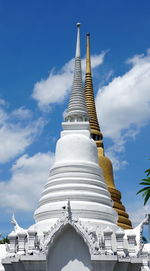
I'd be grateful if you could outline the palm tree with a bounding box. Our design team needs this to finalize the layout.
[137,166,150,205]
[0,234,9,244]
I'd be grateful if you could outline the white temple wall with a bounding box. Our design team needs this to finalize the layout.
[47,225,92,271]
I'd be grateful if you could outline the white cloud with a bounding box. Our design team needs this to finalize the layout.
[0,152,55,211]
[106,147,128,171]
[82,51,106,73]
[0,103,45,163]
[127,200,150,226]
[32,52,106,111]
[96,50,150,169]
[11,107,32,119]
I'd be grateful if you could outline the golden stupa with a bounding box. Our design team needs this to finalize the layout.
[84,33,132,229]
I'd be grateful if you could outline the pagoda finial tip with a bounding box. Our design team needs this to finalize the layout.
[76,22,81,27]
[75,22,81,58]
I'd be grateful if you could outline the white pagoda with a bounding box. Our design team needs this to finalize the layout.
[1,24,150,271]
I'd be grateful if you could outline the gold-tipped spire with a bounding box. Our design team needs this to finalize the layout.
[85,33,103,148]
[86,33,91,74]
[84,33,132,229]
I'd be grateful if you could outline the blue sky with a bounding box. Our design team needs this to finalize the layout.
[0,0,150,235]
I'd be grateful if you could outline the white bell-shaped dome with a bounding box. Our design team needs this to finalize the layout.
[34,123,118,232]
[55,132,98,166]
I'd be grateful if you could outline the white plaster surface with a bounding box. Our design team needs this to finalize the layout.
[47,225,92,271]
[55,131,98,165]
[34,125,118,232]
[0,245,6,271]
[144,243,150,253]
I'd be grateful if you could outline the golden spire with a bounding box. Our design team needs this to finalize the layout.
[84,33,103,147]
[84,33,132,229]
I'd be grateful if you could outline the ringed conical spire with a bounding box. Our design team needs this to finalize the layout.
[84,33,132,230]
[84,33,103,146]
[65,23,88,122]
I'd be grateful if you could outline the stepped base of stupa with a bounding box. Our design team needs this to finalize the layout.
[97,145,132,230]
[109,187,132,229]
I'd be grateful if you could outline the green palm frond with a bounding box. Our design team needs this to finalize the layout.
[137,162,150,205]
[139,181,150,186]
[136,186,150,194]
[145,168,150,176]
[141,177,150,182]
[144,190,150,205]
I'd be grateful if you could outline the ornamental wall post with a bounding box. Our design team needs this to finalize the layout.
[27,229,37,253]
[115,228,125,257]
[127,232,136,257]
[17,230,27,255]
[8,231,17,255]
[141,247,150,271]
[103,227,113,255]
